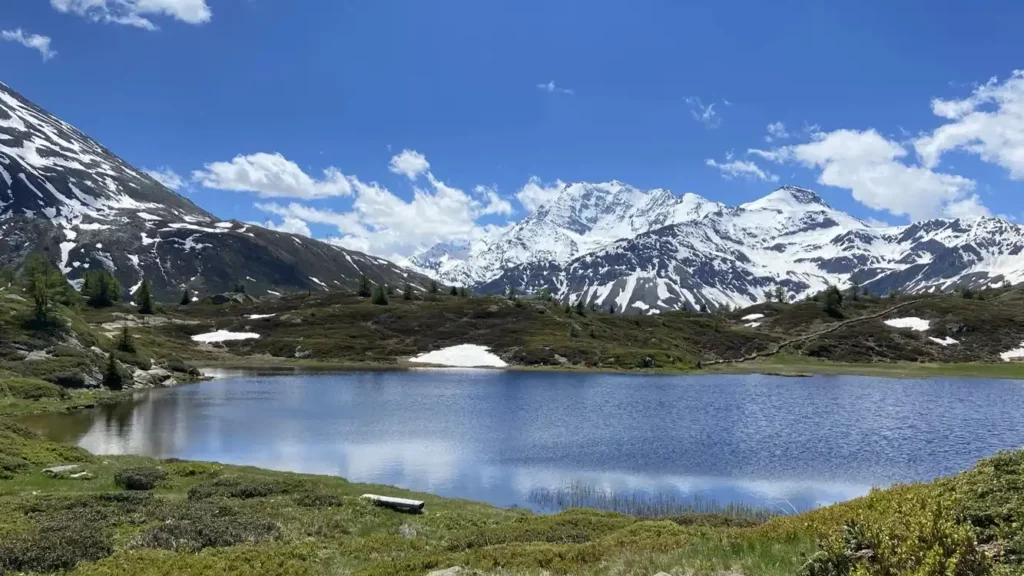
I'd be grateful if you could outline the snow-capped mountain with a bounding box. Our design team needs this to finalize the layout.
[407,181,724,285]
[0,81,425,298]
[421,182,1024,314]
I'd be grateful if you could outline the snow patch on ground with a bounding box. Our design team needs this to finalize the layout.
[191,330,261,343]
[138,212,161,221]
[884,317,930,331]
[745,322,762,328]
[1001,343,1024,362]
[929,336,959,346]
[246,314,276,320]
[410,344,507,368]
[310,277,327,288]
[742,313,764,321]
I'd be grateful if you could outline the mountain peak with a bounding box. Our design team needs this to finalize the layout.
[740,185,829,212]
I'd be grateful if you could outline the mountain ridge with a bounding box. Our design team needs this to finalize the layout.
[0,80,426,299]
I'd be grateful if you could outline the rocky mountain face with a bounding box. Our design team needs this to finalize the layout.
[0,81,424,299]
[416,182,1024,314]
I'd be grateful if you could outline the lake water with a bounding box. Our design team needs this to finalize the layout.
[22,370,1024,513]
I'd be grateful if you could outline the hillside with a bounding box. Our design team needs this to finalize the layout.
[0,81,427,300]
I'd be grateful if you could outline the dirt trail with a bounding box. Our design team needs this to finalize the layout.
[703,300,923,366]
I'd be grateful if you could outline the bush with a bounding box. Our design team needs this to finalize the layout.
[103,354,127,391]
[188,476,292,500]
[0,523,112,573]
[82,269,121,308]
[3,377,70,400]
[292,491,343,508]
[51,372,87,389]
[134,515,280,553]
[0,453,30,478]
[114,466,168,491]
[166,358,201,377]
[371,285,389,306]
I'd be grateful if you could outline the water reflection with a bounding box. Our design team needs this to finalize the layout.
[20,371,1024,512]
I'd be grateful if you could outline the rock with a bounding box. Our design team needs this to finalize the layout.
[426,568,464,576]
[553,354,570,365]
[4,293,27,301]
[43,464,80,477]
[652,573,673,576]
[294,347,312,359]
[70,471,93,480]
[133,368,174,388]
[24,350,50,362]
[641,356,656,368]
[487,305,500,313]
[532,304,547,314]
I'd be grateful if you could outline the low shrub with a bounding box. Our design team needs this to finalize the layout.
[49,344,89,358]
[188,476,293,500]
[165,460,223,478]
[50,372,88,389]
[166,358,201,377]
[114,466,168,491]
[133,515,280,553]
[0,523,112,573]
[292,491,343,508]
[3,377,70,400]
[0,453,30,479]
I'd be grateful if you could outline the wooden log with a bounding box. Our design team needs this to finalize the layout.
[361,494,425,513]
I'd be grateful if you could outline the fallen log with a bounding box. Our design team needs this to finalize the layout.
[361,494,425,513]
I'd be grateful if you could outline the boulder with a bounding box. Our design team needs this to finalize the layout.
[426,568,465,576]
[3,293,26,302]
[43,464,80,477]
[133,368,175,388]
[24,350,50,362]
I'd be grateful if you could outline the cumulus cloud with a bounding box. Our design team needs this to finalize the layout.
[516,176,565,212]
[766,129,984,220]
[245,152,518,259]
[388,149,430,181]
[144,167,184,190]
[536,81,574,95]
[685,97,721,128]
[915,70,1024,180]
[1,29,56,61]
[705,158,778,182]
[192,152,353,199]
[261,216,311,237]
[765,121,789,142]
[50,0,211,30]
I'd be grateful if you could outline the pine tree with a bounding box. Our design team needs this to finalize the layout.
[459,287,469,297]
[104,353,124,391]
[0,267,14,288]
[773,285,786,303]
[118,324,136,353]
[563,302,571,314]
[371,284,389,305]
[538,287,552,301]
[575,299,586,315]
[22,253,70,321]
[569,323,580,338]
[234,282,246,294]
[136,279,155,315]
[961,286,975,299]
[358,275,372,297]
[506,287,516,301]
[823,284,843,316]
[403,282,413,300]
[428,279,439,294]
[83,269,121,308]
[608,303,616,315]
[180,288,191,306]
[763,289,774,303]
[450,286,458,296]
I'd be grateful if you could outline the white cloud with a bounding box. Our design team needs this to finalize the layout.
[193,152,353,199]
[915,70,1024,180]
[144,167,184,190]
[773,128,984,220]
[536,81,574,95]
[516,176,565,212]
[388,149,430,181]
[705,158,778,182]
[50,0,211,30]
[685,97,720,128]
[765,121,789,142]
[260,216,311,237]
[249,152,518,259]
[1,29,56,61]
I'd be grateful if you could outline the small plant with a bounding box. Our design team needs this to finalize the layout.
[961,286,975,299]
[136,279,155,315]
[569,323,580,338]
[371,284,389,305]
[114,466,167,491]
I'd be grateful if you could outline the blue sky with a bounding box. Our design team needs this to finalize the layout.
[3,1,1024,259]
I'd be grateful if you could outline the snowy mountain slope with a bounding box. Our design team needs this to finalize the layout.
[407,181,724,286]
[0,80,426,299]
[474,186,1024,314]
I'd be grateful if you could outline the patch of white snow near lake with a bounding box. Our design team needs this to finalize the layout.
[245,313,276,320]
[191,330,260,343]
[929,336,959,346]
[884,317,930,331]
[741,313,764,321]
[744,321,761,328]
[1001,343,1024,362]
[410,344,507,368]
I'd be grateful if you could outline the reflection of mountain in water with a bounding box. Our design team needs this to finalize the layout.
[22,371,1024,512]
